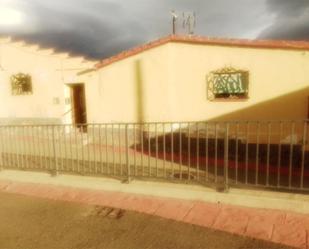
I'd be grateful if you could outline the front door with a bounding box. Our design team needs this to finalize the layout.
[71,84,87,130]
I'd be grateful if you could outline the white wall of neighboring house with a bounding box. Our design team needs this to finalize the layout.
[0,37,96,125]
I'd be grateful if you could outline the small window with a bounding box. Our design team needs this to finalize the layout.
[207,67,249,100]
[11,73,33,95]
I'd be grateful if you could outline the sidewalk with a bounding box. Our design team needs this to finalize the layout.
[0,171,308,249]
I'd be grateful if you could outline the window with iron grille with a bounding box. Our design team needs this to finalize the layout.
[11,73,33,95]
[207,67,249,100]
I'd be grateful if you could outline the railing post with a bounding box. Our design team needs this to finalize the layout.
[224,122,229,191]
[51,125,58,176]
[125,124,131,183]
[0,127,3,171]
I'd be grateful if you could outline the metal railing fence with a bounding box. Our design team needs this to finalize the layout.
[0,120,308,192]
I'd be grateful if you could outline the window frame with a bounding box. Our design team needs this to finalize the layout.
[207,67,249,101]
[11,73,33,96]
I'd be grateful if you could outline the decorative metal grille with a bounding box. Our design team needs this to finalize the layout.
[11,73,33,95]
[207,67,249,100]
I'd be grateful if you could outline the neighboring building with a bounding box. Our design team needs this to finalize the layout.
[0,37,97,125]
[78,35,309,125]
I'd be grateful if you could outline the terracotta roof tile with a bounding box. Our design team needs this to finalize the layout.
[95,34,309,69]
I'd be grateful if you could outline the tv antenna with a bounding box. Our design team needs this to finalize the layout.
[182,11,196,35]
[170,10,196,35]
[170,10,178,35]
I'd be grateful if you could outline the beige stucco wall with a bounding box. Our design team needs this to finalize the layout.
[82,42,309,124]
[0,38,96,124]
[79,44,172,123]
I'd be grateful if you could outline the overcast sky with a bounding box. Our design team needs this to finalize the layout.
[0,0,309,59]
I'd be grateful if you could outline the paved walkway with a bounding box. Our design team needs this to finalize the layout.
[0,179,308,249]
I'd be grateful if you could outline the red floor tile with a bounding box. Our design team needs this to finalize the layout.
[212,205,250,235]
[245,220,273,240]
[272,223,307,249]
[154,199,194,221]
[182,201,221,228]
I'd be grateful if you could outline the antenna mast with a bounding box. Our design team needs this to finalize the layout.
[170,10,196,35]
[170,10,178,35]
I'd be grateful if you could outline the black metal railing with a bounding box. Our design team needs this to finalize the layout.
[0,120,308,192]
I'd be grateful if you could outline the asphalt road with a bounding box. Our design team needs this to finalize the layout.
[0,192,292,249]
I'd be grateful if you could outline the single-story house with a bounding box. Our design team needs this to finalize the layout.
[78,35,309,125]
[0,36,97,125]
[1,34,308,127]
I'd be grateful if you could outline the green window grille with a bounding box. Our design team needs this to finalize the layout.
[207,67,249,100]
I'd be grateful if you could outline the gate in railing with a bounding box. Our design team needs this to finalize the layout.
[0,120,308,192]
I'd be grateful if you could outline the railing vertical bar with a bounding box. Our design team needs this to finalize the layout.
[5,127,11,168]
[0,127,4,169]
[44,126,49,170]
[140,124,144,176]
[255,122,260,185]
[12,126,16,168]
[27,126,31,169]
[98,124,103,174]
[74,125,79,173]
[57,125,61,172]
[289,122,295,188]
[24,126,29,169]
[133,124,137,176]
[196,122,200,181]
[125,124,130,182]
[17,127,23,169]
[214,123,218,183]
[224,123,229,188]
[266,122,271,186]
[33,126,37,170]
[28,125,35,169]
[52,125,58,175]
[155,123,158,177]
[118,124,122,176]
[14,126,20,169]
[38,126,43,171]
[105,124,109,175]
[6,127,13,168]
[27,126,34,169]
[163,124,166,178]
[0,127,4,170]
[171,123,174,177]
[112,124,115,175]
[235,123,239,184]
[6,127,10,168]
[245,122,249,184]
[69,125,73,172]
[277,122,282,188]
[81,125,85,174]
[187,122,191,181]
[300,121,307,189]
[63,125,67,172]
[93,124,98,174]
[179,123,182,180]
[86,125,91,174]
[147,124,151,176]
[205,122,209,181]
[15,126,21,169]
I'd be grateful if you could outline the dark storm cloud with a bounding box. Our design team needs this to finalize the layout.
[1,0,276,59]
[258,0,309,40]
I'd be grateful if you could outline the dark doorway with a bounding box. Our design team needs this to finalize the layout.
[70,84,87,130]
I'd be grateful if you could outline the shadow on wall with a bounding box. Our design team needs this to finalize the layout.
[208,86,309,122]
